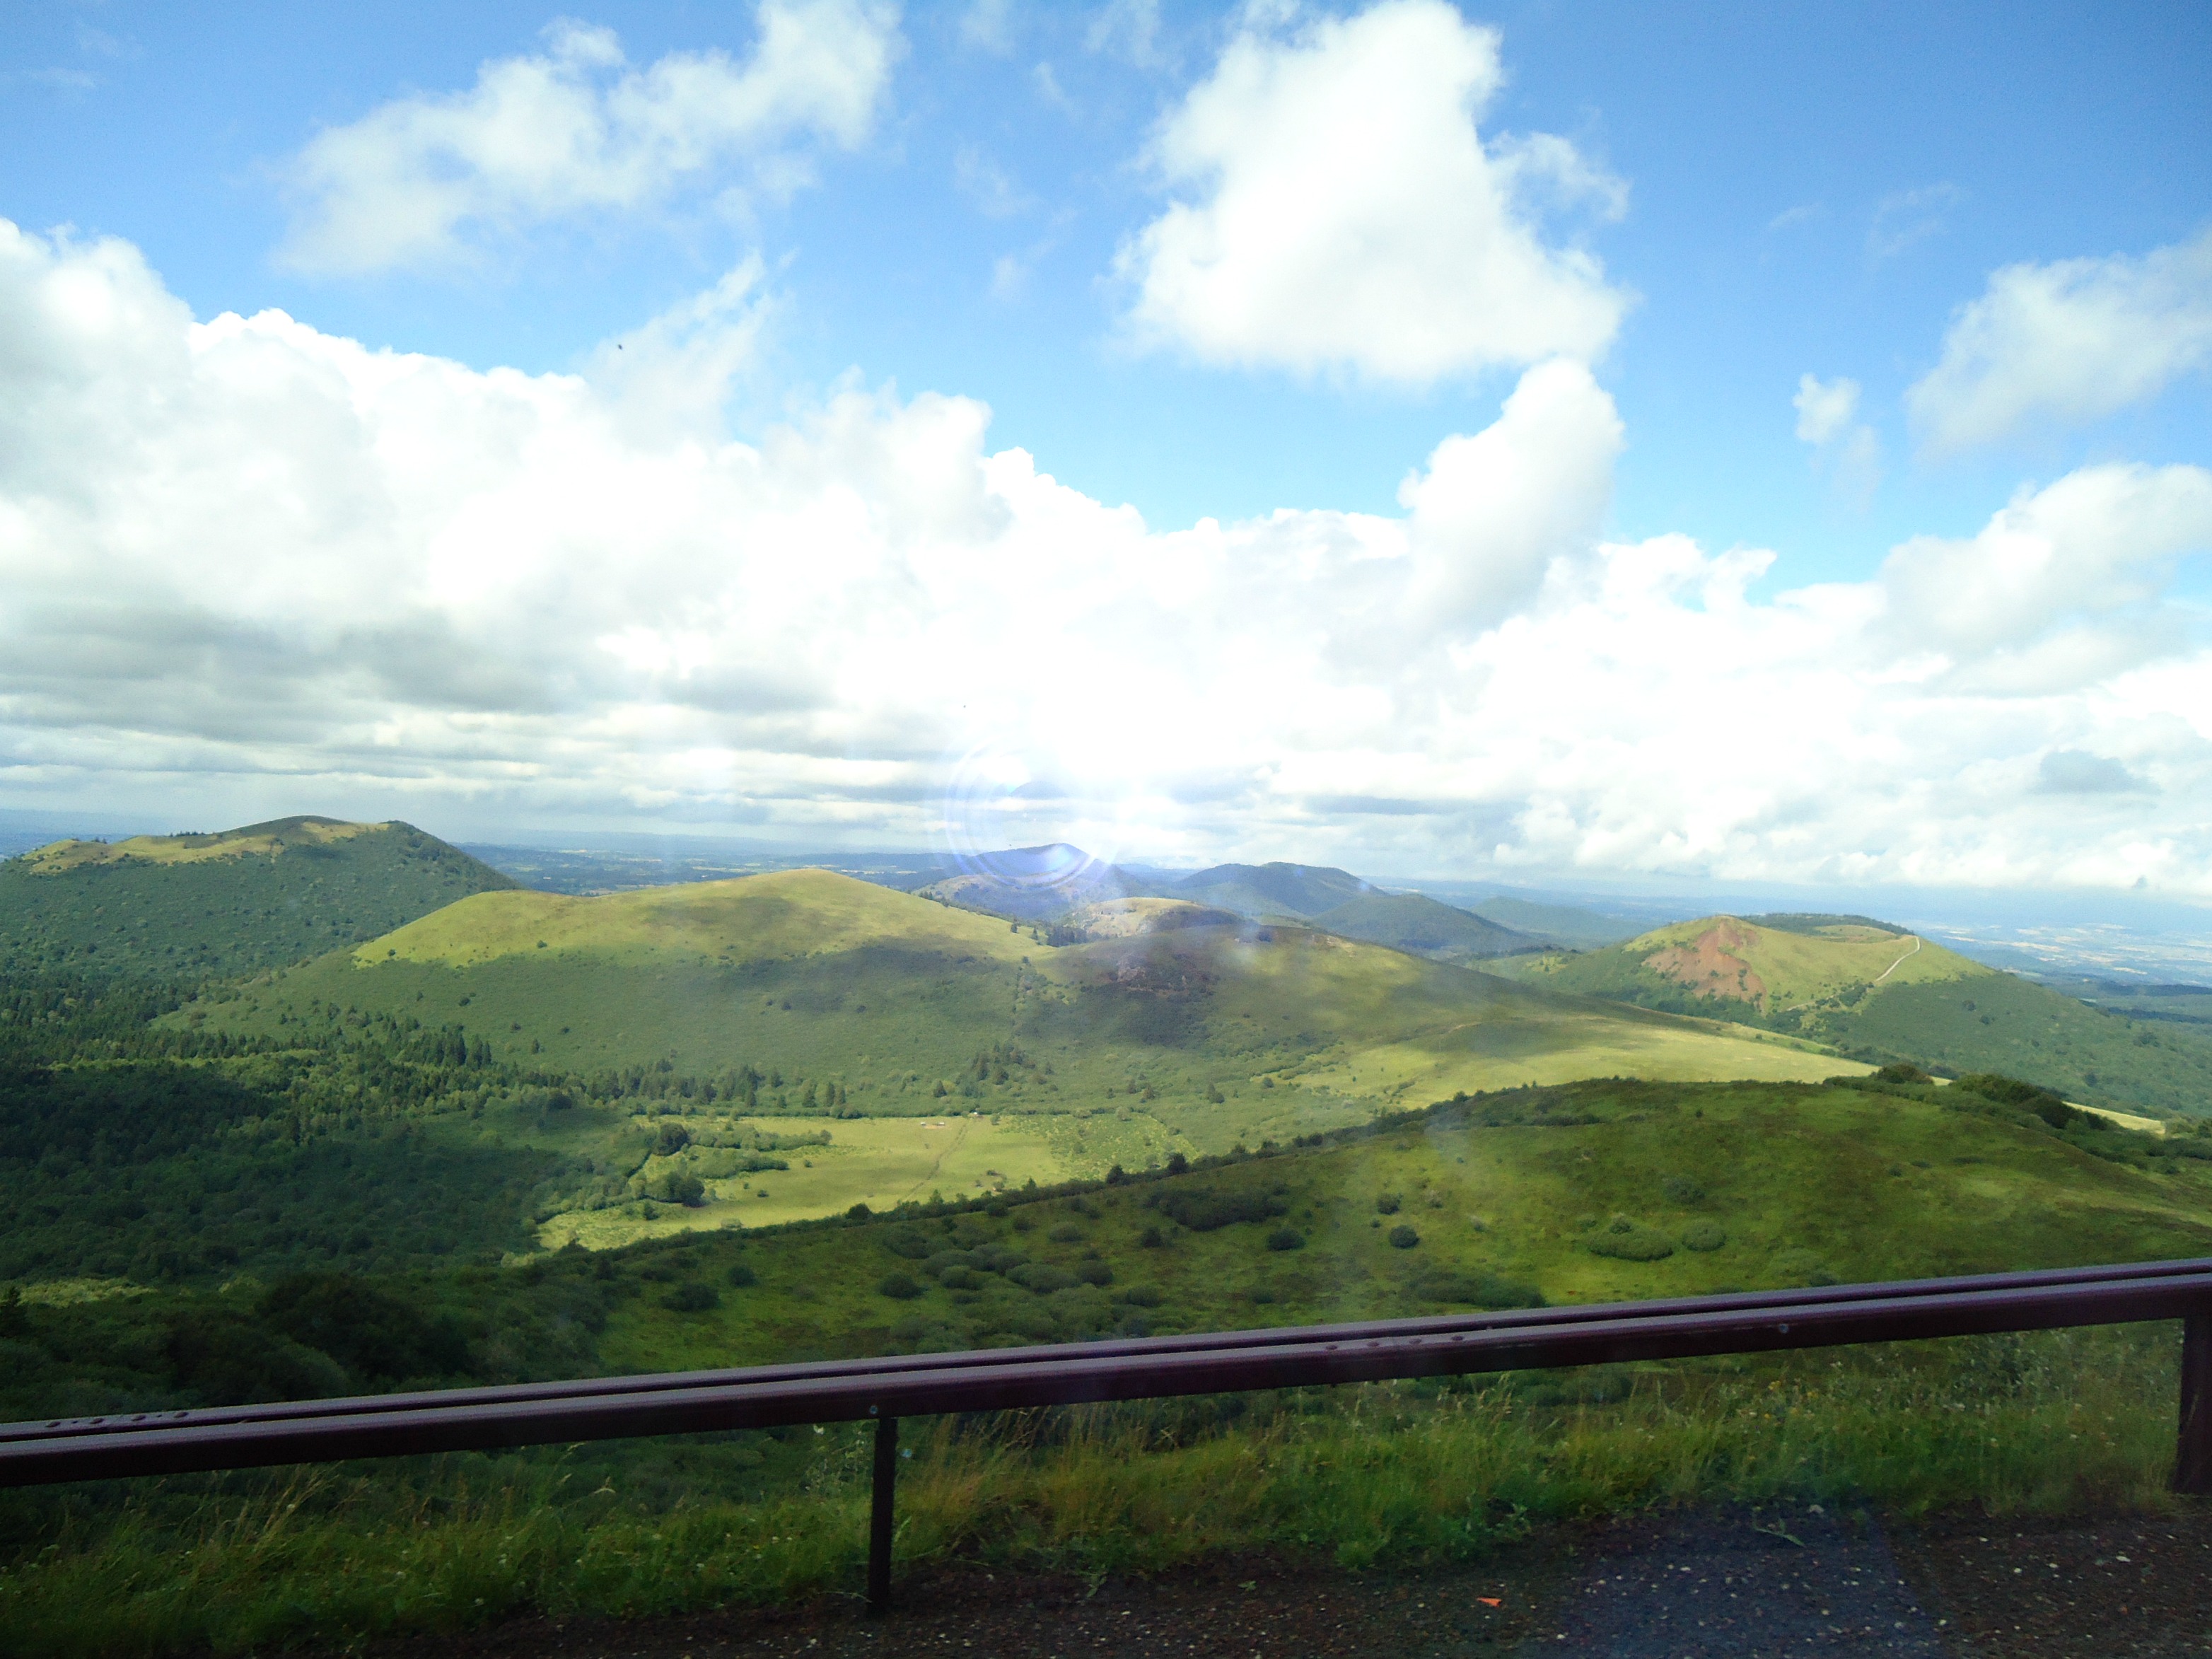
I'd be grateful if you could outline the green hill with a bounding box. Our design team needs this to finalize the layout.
[179,871,1867,1241]
[1163,860,1376,919]
[0,817,515,977]
[1499,914,2212,1117]
[1306,890,1539,962]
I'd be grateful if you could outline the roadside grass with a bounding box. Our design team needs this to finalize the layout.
[0,1327,2181,1658]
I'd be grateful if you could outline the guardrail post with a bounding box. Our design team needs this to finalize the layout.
[2177,1312,2212,1495]
[868,1414,898,1613]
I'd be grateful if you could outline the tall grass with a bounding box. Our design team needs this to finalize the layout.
[0,1326,2183,1657]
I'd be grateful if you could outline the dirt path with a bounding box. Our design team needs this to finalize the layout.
[320,1505,2212,1658]
[895,1115,972,1206]
[1873,936,1923,985]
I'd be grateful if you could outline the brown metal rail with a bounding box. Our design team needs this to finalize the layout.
[6,1257,2211,1612]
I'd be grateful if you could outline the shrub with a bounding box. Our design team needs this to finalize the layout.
[1375,1193,1402,1216]
[1769,1247,1836,1286]
[1116,1284,1164,1308]
[725,1262,758,1288]
[1585,1216,1675,1261]
[1139,1225,1166,1249]
[1153,1187,1288,1233]
[1008,1263,1080,1294]
[1660,1175,1705,1204]
[846,1202,874,1220]
[660,1281,719,1312]
[1680,1220,1728,1252]
[1265,1228,1305,1252]
[1047,1223,1086,1243]
[880,1229,933,1259]
[1411,1269,1544,1309]
[1386,1225,1420,1250]
[1875,1062,1931,1084]
[1075,1259,1114,1286]
[876,1273,924,1300]
[257,1271,467,1382]
[644,1170,706,1206]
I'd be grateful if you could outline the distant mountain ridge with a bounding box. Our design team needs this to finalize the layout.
[917,848,1541,963]
[0,816,515,977]
[1501,912,2212,1118]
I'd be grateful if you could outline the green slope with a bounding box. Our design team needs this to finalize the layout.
[1501,914,2212,1117]
[1163,860,1375,919]
[181,869,1863,1242]
[11,1076,2208,1402]
[1305,890,1539,962]
[0,817,515,977]
[223,869,1854,1103]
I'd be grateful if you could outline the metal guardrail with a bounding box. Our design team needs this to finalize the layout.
[6,1257,2211,1612]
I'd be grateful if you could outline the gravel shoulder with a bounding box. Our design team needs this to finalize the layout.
[321,1503,2212,1659]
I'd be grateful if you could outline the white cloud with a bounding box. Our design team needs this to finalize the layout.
[1793,373,1880,506]
[279,4,902,274]
[583,259,776,444]
[1115,0,1628,384]
[954,146,1030,218]
[1868,182,1962,261]
[1874,462,2212,664]
[6,219,2212,894]
[1793,375,1858,445]
[960,0,1017,54]
[1906,229,2212,454]
[1085,0,1164,67]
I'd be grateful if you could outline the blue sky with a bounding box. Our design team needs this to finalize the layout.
[1,1,2209,893]
[7,1,2206,571]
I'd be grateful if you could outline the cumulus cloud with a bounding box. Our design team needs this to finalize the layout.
[279,4,901,274]
[1115,0,1627,384]
[5,219,2212,893]
[1874,462,2212,665]
[1906,229,2212,454]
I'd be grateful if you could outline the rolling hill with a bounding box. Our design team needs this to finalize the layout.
[1500,913,2212,1117]
[1160,860,1378,919]
[920,851,1542,965]
[1304,890,1540,962]
[914,843,1152,921]
[180,869,1865,1240]
[0,816,516,977]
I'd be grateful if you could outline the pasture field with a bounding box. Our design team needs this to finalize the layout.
[539,1113,1073,1248]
